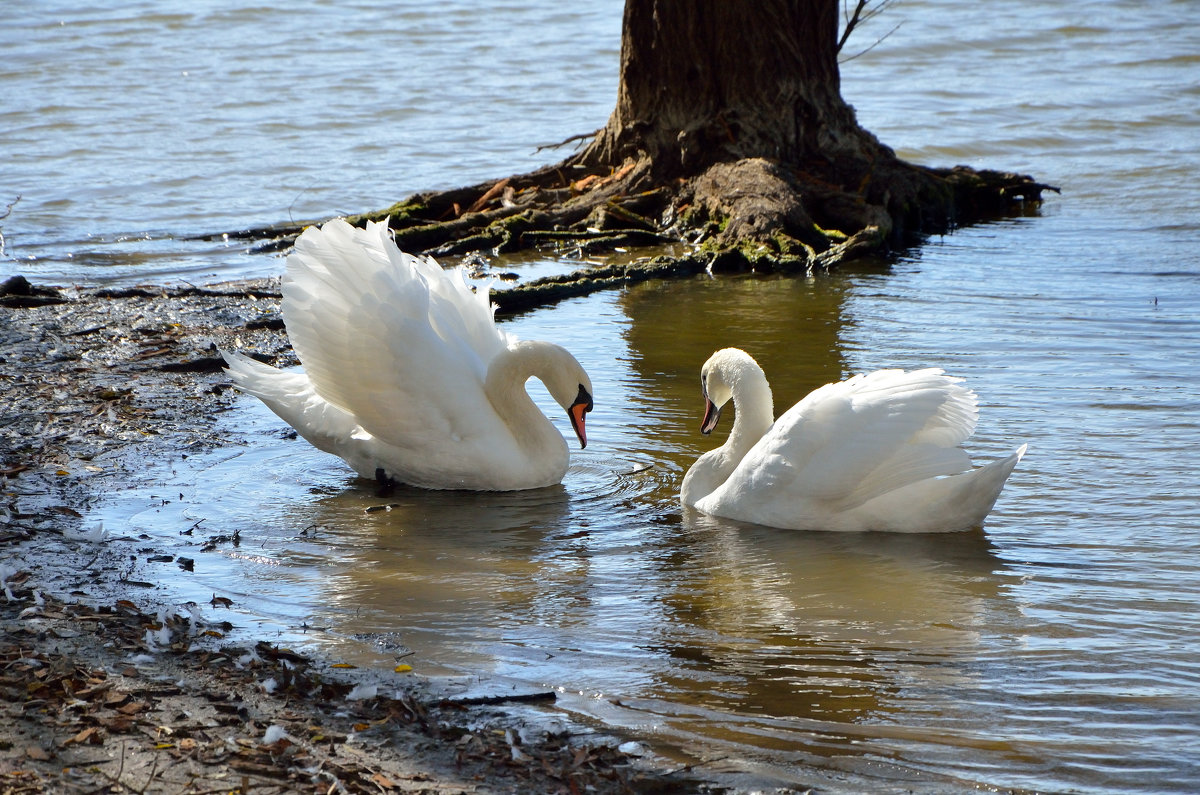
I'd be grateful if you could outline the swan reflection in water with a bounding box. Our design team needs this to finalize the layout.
[276,466,1012,737]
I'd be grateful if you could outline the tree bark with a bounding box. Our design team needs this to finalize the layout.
[578,0,878,175]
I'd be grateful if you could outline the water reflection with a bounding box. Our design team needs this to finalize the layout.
[619,272,855,408]
[640,515,1006,722]
[241,444,1012,774]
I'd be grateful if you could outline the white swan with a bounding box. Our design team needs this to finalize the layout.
[222,218,593,491]
[680,348,1026,532]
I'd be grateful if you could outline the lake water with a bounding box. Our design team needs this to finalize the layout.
[6,1,1200,792]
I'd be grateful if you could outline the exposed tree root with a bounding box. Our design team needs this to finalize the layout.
[204,150,1056,314]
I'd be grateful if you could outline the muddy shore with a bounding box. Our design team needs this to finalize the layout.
[0,277,739,794]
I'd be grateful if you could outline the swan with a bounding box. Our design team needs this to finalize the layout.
[222,218,593,491]
[680,348,1026,532]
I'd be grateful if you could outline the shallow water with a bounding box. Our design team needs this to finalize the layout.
[8,0,1200,791]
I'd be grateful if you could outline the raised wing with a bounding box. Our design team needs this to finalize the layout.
[734,368,979,509]
[280,219,512,451]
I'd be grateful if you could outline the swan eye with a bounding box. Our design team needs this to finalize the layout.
[574,384,593,412]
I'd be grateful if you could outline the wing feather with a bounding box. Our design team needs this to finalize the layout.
[731,368,979,509]
[280,219,511,451]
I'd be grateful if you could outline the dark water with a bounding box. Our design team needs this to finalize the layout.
[7,1,1200,791]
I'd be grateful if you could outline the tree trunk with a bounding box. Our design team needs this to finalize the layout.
[578,0,880,175]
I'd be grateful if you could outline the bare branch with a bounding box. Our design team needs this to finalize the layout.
[0,195,19,221]
[534,129,600,154]
[841,22,903,63]
[0,195,19,258]
[838,0,868,53]
[838,0,897,56]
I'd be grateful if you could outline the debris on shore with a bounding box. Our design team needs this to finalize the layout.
[1,279,716,794]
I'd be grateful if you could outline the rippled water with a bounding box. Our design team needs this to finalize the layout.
[8,1,1200,792]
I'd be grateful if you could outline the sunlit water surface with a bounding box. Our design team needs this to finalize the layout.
[6,0,1200,792]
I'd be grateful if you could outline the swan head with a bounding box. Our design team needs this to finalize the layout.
[567,382,594,448]
[551,361,593,449]
[508,341,594,449]
[698,348,765,434]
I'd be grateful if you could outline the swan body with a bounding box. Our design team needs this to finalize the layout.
[681,348,1025,532]
[223,219,593,491]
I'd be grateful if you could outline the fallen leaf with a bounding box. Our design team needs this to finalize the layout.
[393,664,413,673]
[104,692,130,707]
[49,506,83,517]
[25,746,51,761]
[76,681,114,699]
[117,700,146,715]
[98,715,133,733]
[571,174,601,192]
[129,346,172,361]
[64,727,100,746]
[371,772,397,789]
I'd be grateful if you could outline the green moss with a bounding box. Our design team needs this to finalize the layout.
[345,199,429,227]
[697,230,725,254]
[489,210,548,253]
[770,232,800,255]
[811,223,848,241]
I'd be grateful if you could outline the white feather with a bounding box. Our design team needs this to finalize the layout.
[346,683,377,701]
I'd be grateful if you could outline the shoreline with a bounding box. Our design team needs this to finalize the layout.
[0,279,722,794]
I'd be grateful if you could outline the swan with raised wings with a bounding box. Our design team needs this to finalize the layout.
[223,219,593,491]
[681,348,1025,532]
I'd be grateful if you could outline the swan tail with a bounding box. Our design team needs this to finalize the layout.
[221,350,362,460]
[952,442,1027,526]
[854,443,1027,532]
[222,350,307,406]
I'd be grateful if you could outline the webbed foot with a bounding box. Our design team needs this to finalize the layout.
[374,467,397,497]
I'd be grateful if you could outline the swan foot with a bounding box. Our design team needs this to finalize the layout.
[374,467,398,497]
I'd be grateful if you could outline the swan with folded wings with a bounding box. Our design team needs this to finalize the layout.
[681,348,1025,532]
[223,219,593,491]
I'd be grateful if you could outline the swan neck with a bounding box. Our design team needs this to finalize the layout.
[681,361,774,506]
[484,342,564,453]
[728,369,774,454]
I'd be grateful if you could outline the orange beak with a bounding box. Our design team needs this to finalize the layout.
[700,396,722,435]
[568,384,593,448]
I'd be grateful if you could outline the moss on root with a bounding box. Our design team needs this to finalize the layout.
[214,153,1055,312]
